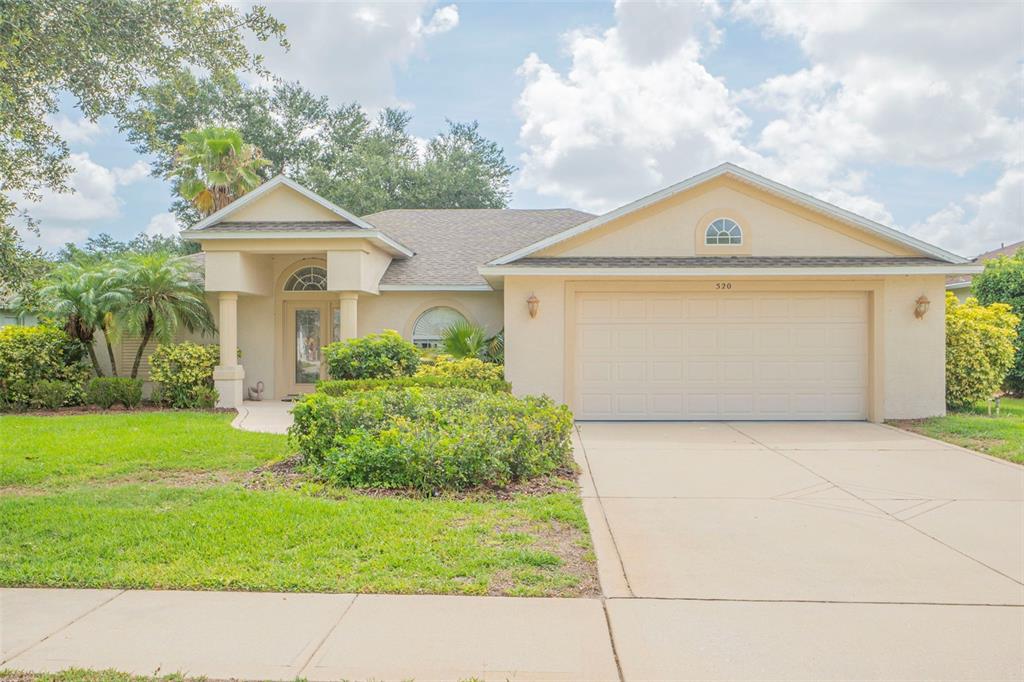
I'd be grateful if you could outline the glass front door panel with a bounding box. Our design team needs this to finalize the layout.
[295,308,322,384]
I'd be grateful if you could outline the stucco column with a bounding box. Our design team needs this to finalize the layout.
[213,292,245,408]
[339,292,359,341]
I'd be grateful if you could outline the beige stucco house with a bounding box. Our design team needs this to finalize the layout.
[178,163,978,422]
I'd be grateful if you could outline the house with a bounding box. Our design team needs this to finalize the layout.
[179,163,979,421]
[946,240,1023,302]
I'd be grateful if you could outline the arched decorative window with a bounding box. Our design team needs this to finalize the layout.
[705,218,743,245]
[284,266,328,291]
[412,307,467,349]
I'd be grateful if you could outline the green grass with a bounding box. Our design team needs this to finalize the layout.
[0,412,290,488]
[0,412,595,597]
[891,397,1024,464]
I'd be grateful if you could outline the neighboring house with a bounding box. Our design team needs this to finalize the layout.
[946,240,1023,302]
[179,163,978,421]
[0,289,36,328]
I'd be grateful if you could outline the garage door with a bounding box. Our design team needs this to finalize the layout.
[573,291,869,420]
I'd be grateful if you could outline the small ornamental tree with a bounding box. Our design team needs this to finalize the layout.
[945,293,1019,409]
[324,331,420,380]
[973,249,1024,394]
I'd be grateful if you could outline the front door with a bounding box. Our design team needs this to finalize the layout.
[285,301,332,395]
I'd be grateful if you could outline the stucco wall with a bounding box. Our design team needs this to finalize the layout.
[503,275,948,420]
[882,275,947,419]
[222,184,342,223]
[542,178,917,259]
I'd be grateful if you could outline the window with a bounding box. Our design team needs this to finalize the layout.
[412,307,467,349]
[284,266,327,291]
[705,218,743,245]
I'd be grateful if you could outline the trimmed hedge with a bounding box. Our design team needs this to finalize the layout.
[85,377,143,409]
[324,330,419,380]
[317,375,510,396]
[945,293,1019,408]
[416,355,504,382]
[290,388,573,492]
[0,325,90,410]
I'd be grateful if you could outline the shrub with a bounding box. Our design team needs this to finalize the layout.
[318,375,510,396]
[945,293,1019,409]
[290,388,573,492]
[0,325,89,409]
[193,385,219,409]
[86,377,143,409]
[28,380,78,409]
[973,249,1024,394]
[416,354,505,382]
[440,320,504,363]
[149,341,219,409]
[324,330,420,380]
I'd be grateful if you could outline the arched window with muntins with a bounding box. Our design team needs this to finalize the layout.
[705,218,743,245]
[284,266,328,291]
[412,307,467,349]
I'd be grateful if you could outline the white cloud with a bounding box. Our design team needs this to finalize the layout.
[514,0,1022,253]
[144,212,181,238]
[19,153,151,223]
[515,1,756,213]
[27,226,91,251]
[248,2,460,109]
[47,114,102,144]
[418,4,459,36]
[908,168,1024,257]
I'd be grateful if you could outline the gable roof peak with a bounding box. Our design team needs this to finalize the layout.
[488,162,969,265]
[189,174,374,231]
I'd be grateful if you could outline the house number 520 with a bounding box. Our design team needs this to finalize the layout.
[715,282,733,290]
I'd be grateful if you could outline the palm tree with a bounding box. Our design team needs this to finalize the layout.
[35,263,129,376]
[116,253,216,378]
[170,126,269,216]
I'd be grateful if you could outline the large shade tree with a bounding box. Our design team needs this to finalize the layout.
[0,0,285,296]
[121,75,516,220]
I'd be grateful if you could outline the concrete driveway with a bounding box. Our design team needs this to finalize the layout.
[576,421,1024,681]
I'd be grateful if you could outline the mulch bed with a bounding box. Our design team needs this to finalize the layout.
[243,454,581,501]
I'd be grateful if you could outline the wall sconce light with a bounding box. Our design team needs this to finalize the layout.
[527,294,539,319]
[914,295,930,319]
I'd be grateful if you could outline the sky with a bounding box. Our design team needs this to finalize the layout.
[20,0,1024,259]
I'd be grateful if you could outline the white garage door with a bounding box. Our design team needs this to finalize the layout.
[573,291,869,420]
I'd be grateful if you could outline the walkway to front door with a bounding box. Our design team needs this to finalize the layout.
[575,421,1024,680]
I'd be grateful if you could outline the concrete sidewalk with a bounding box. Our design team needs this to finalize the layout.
[0,589,620,681]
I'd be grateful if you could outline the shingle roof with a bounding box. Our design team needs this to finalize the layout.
[196,221,360,232]
[947,240,1024,285]
[503,256,950,268]
[362,208,595,286]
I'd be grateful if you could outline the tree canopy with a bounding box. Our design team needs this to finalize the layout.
[973,248,1024,393]
[0,0,285,295]
[122,74,516,220]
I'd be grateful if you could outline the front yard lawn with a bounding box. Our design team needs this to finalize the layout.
[0,413,596,597]
[1,412,289,488]
[891,397,1024,465]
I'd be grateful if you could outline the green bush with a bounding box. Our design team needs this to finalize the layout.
[27,380,78,409]
[290,388,573,492]
[0,325,89,409]
[149,341,219,409]
[85,377,143,409]
[945,293,1019,409]
[416,354,505,382]
[317,375,510,396]
[973,249,1024,394]
[324,330,419,380]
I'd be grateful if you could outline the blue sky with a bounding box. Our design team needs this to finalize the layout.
[22,1,1022,258]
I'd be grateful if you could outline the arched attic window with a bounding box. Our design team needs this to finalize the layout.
[284,266,328,291]
[705,218,743,245]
